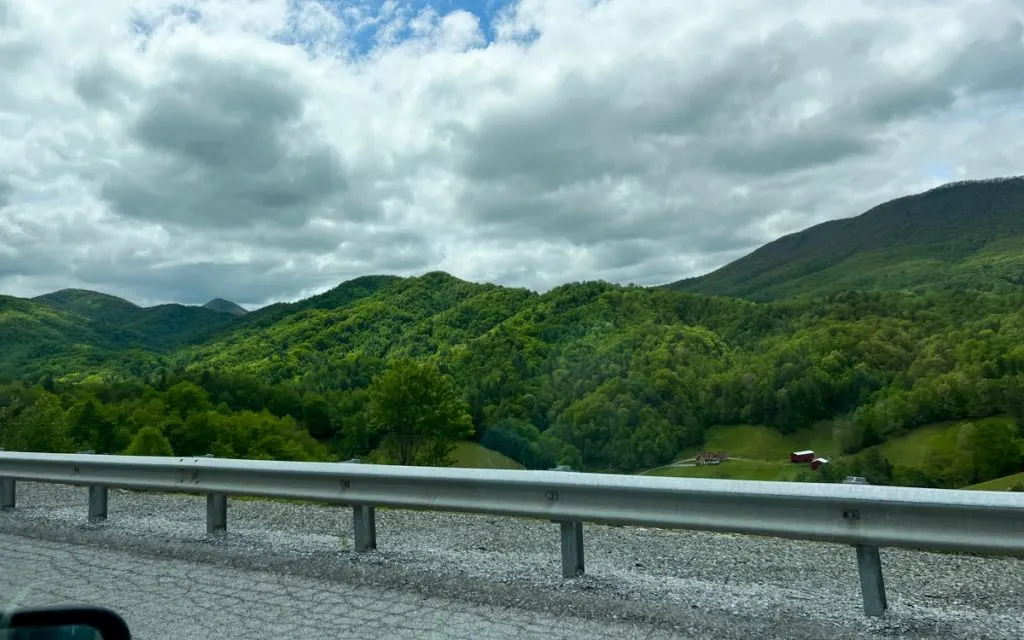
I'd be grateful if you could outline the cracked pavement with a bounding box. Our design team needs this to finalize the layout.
[1,482,1022,639]
[1,533,678,640]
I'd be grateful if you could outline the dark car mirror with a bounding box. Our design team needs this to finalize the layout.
[0,606,130,640]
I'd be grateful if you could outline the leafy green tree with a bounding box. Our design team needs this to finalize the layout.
[1005,375,1024,428]
[0,392,73,453]
[164,381,212,419]
[70,399,119,453]
[367,360,473,466]
[820,448,894,486]
[332,388,374,459]
[301,391,333,437]
[166,412,218,457]
[125,425,174,456]
[961,420,1020,484]
[480,419,557,469]
[267,383,303,419]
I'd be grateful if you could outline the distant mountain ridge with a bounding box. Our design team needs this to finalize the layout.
[668,176,1024,301]
[203,298,248,315]
[5,175,1024,383]
[33,289,140,324]
[0,273,466,379]
[34,288,248,315]
[27,287,240,354]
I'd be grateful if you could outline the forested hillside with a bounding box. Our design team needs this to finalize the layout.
[669,177,1024,301]
[2,179,1024,488]
[2,273,1023,487]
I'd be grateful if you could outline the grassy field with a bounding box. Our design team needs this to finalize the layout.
[449,441,523,470]
[965,472,1024,491]
[871,422,961,468]
[364,441,523,469]
[646,416,1022,488]
[675,421,844,463]
[860,415,1016,471]
[646,458,808,482]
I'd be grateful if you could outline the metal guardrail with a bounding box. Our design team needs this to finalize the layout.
[1,451,1022,618]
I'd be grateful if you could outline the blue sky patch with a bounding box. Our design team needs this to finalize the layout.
[279,0,517,57]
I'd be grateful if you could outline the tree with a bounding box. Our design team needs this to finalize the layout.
[961,420,1020,484]
[164,381,212,419]
[301,391,333,437]
[166,411,218,457]
[70,399,118,453]
[125,426,174,456]
[0,392,73,453]
[366,360,473,466]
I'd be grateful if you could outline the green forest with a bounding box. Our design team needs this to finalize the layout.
[2,178,1024,490]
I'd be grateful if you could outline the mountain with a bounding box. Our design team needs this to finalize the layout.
[33,289,140,325]
[0,274,441,380]
[1,268,1022,484]
[240,274,402,328]
[6,289,243,376]
[203,298,248,315]
[175,271,538,372]
[668,177,1024,301]
[0,294,141,380]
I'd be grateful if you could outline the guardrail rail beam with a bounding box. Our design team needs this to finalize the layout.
[0,478,13,510]
[207,493,227,535]
[856,544,887,617]
[352,505,376,551]
[559,520,585,578]
[0,450,1021,619]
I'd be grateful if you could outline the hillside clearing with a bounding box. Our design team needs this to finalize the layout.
[676,422,843,463]
[450,441,524,470]
[646,458,809,482]
[965,472,1024,491]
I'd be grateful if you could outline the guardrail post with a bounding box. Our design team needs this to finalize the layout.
[0,478,14,510]
[206,493,227,535]
[559,521,585,578]
[88,486,107,521]
[352,505,376,551]
[842,476,887,617]
[855,544,887,617]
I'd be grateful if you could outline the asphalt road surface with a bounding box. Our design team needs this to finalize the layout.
[1,533,682,640]
[2,482,1022,639]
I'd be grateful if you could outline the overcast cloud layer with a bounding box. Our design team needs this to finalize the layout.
[1,0,1023,307]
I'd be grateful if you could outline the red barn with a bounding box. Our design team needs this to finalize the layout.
[790,450,815,463]
[810,457,829,471]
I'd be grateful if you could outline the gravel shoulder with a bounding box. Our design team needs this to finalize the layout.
[2,482,1022,640]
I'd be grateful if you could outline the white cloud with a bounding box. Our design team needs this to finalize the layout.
[1,0,1023,306]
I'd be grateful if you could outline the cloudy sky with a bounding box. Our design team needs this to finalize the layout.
[1,0,1023,308]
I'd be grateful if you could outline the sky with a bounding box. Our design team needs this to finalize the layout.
[1,0,1023,308]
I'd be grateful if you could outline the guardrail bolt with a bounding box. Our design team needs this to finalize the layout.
[559,520,585,578]
[0,478,14,510]
[88,486,108,522]
[206,493,228,535]
[352,505,377,552]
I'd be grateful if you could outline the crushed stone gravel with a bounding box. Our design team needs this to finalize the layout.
[2,482,1022,640]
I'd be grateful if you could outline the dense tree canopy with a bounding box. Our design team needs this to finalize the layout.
[1,265,1022,485]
